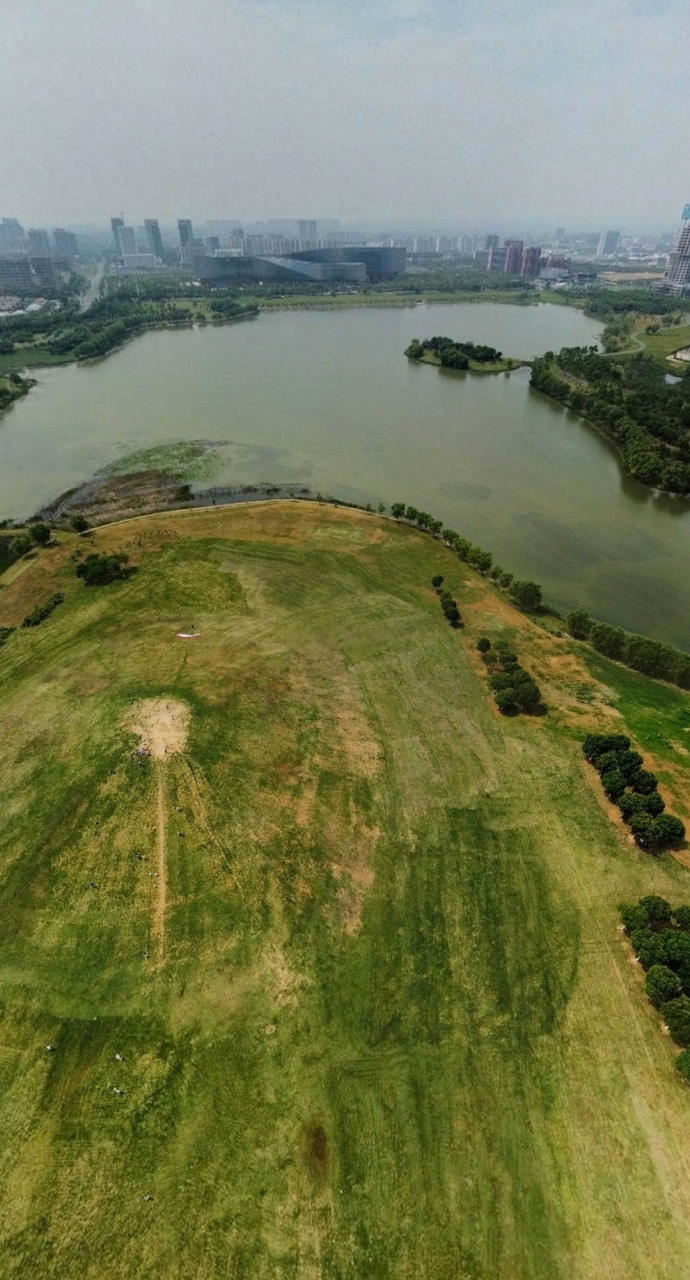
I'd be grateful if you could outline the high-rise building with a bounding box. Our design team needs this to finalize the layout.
[111,216,125,253]
[206,236,220,253]
[28,229,52,256]
[178,219,194,247]
[487,244,506,271]
[485,233,499,252]
[144,219,164,259]
[665,205,690,295]
[30,256,59,291]
[118,226,137,255]
[0,257,33,290]
[596,230,621,258]
[0,218,27,256]
[53,229,78,259]
[298,220,318,242]
[504,240,524,273]
[521,246,542,277]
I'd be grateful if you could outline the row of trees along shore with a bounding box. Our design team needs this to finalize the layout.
[387,504,690,692]
[583,733,685,850]
[405,335,507,370]
[530,345,690,495]
[620,896,690,1080]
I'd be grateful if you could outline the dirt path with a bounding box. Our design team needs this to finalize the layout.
[154,765,167,952]
[123,698,190,957]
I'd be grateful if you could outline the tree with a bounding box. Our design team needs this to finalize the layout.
[509,580,542,612]
[405,506,419,522]
[11,534,31,557]
[377,502,386,514]
[566,607,592,639]
[75,551,132,586]
[661,995,690,1046]
[675,906,690,932]
[645,965,681,1008]
[391,503,405,519]
[615,749,644,781]
[477,638,491,653]
[29,522,51,546]
[630,927,669,967]
[590,622,626,660]
[619,902,651,933]
[69,513,89,533]
[630,812,657,845]
[431,575,444,590]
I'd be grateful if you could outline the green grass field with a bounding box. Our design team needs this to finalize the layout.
[2,501,690,1278]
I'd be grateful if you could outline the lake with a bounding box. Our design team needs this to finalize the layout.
[3,300,690,648]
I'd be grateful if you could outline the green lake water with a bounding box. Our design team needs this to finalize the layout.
[3,301,690,648]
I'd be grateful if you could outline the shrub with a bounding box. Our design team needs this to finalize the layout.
[661,995,690,1047]
[660,929,690,970]
[590,623,626,660]
[477,637,491,653]
[618,793,648,821]
[675,1049,690,1084]
[431,575,444,589]
[21,592,64,628]
[654,814,686,847]
[619,902,650,933]
[630,769,658,795]
[12,534,32,557]
[630,928,669,967]
[582,733,630,762]
[69,513,89,532]
[645,965,681,1008]
[601,768,627,800]
[630,812,657,844]
[638,895,672,926]
[615,749,644,781]
[29,522,51,546]
[675,906,690,932]
[595,750,619,775]
[494,688,517,714]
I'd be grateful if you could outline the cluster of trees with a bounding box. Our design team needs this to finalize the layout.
[620,895,690,1078]
[0,521,52,574]
[531,345,690,494]
[405,335,504,370]
[0,371,32,411]
[583,733,685,849]
[431,576,461,626]
[75,551,133,586]
[21,592,64,628]
[389,505,543,612]
[477,637,542,714]
[566,607,690,691]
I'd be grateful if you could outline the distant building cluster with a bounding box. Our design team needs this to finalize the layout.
[485,236,546,278]
[195,245,406,286]
[0,217,78,293]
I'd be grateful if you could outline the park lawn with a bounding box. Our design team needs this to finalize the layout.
[635,321,690,367]
[1,502,690,1278]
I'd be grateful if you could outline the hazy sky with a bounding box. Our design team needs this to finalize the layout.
[2,0,688,227]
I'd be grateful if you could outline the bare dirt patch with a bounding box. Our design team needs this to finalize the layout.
[123,697,190,759]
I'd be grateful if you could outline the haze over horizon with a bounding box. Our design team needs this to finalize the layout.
[2,0,689,228]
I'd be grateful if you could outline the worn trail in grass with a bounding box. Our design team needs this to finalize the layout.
[1,502,690,1278]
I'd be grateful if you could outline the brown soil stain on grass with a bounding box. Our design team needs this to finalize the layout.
[123,697,190,760]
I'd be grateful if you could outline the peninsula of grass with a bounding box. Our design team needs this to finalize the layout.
[2,500,690,1278]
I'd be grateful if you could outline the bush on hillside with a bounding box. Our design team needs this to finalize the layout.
[661,995,690,1047]
[646,965,681,1008]
[76,552,133,586]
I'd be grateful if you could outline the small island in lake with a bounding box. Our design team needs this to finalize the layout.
[404,334,523,373]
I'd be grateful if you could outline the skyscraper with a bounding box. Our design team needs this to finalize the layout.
[178,219,194,247]
[0,218,27,256]
[118,226,137,255]
[53,229,78,259]
[144,219,164,259]
[665,206,690,295]
[520,246,542,277]
[485,233,499,252]
[28,229,52,256]
[298,220,318,242]
[596,230,621,258]
[111,216,125,253]
[504,240,524,273]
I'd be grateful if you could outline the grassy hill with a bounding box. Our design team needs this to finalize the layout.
[1,500,690,1279]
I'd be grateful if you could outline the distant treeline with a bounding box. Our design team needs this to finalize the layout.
[405,335,505,370]
[531,345,690,494]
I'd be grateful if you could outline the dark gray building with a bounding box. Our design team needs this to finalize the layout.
[194,245,406,286]
[28,229,52,256]
[144,219,164,259]
[53,229,78,259]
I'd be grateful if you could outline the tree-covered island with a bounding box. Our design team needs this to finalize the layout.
[405,335,522,373]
